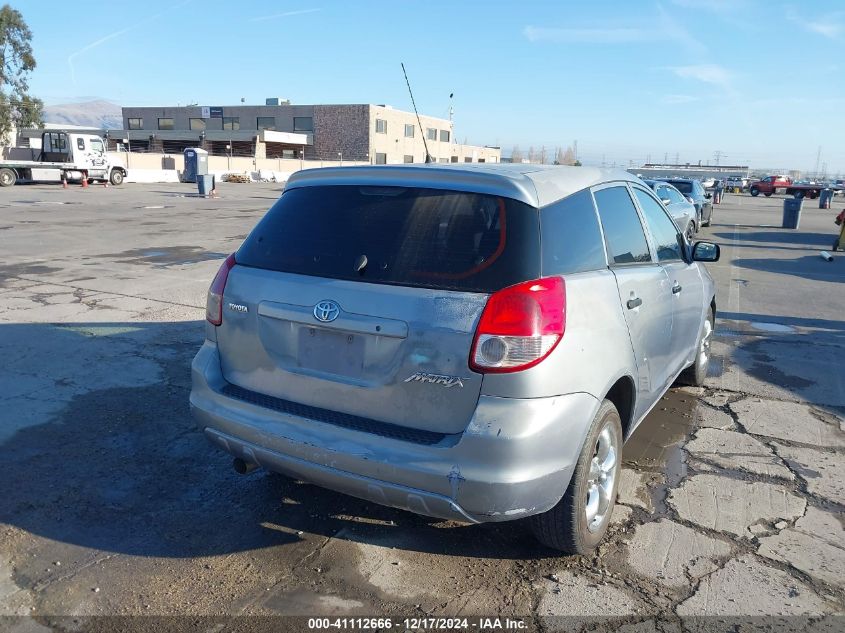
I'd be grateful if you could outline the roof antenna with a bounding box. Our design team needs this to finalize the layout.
[401,62,433,164]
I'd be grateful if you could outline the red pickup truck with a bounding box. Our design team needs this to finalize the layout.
[748,176,830,199]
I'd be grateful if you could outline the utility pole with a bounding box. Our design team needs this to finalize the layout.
[814,146,821,178]
[664,152,668,164]
[573,140,578,163]
[674,152,679,164]
[713,150,724,165]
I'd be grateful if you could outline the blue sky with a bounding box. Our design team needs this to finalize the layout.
[17,0,845,173]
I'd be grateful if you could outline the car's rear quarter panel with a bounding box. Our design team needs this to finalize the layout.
[480,270,637,403]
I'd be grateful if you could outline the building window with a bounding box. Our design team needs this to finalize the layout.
[426,128,437,141]
[440,130,450,142]
[257,117,276,130]
[404,124,415,138]
[464,157,472,162]
[128,117,143,130]
[282,149,295,158]
[375,152,387,164]
[375,119,387,134]
[403,155,414,163]
[293,117,313,131]
[450,156,458,163]
[438,158,448,163]
[157,118,174,130]
[478,158,486,163]
[222,117,240,131]
[189,118,206,131]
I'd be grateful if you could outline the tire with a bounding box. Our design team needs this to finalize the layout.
[109,169,124,186]
[679,307,714,387]
[686,222,696,241]
[530,399,623,554]
[701,206,712,227]
[0,167,16,187]
[750,187,759,197]
[764,191,772,197]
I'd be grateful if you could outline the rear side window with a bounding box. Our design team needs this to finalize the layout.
[633,188,683,262]
[541,189,606,275]
[236,185,540,293]
[593,186,652,265]
[665,186,686,204]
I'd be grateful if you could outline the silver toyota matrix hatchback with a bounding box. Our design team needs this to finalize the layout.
[190,164,719,554]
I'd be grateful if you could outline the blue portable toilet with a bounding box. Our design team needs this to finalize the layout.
[183,147,208,183]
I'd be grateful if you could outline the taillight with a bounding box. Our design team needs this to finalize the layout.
[469,277,565,373]
[206,253,236,326]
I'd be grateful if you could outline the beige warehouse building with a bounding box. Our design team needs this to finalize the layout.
[116,100,500,165]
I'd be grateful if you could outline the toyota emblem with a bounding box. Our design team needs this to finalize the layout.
[313,300,340,323]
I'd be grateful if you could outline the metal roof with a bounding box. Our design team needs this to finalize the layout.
[284,163,641,207]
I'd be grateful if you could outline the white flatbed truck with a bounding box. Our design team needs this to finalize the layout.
[0,130,127,187]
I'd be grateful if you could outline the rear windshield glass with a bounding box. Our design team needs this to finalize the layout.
[667,181,693,194]
[236,185,540,293]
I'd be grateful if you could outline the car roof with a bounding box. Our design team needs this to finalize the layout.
[284,163,641,208]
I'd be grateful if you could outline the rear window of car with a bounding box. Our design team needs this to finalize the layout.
[667,181,693,194]
[236,185,540,293]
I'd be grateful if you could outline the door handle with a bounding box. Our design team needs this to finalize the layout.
[626,297,642,309]
[672,283,683,294]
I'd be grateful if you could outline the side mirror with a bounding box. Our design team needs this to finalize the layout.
[705,193,712,199]
[661,198,671,205]
[692,241,720,262]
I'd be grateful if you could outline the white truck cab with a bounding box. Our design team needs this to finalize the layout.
[0,131,127,187]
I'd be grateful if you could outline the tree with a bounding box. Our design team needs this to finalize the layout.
[511,145,522,164]
[561,146,576,165]
[0,5,43,142]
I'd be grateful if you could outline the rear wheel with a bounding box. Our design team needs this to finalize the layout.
[109,169,124,186]
[764,191,773,197]
[0,168,16,187]
[679,308,714,387]
[530,399,622,554]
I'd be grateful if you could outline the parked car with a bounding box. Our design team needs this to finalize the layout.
[663,178,714,228]
[726,176,749,191]
[643,179,699,239]
[190,164,719,554]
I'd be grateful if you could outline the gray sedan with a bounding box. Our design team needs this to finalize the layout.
[191,164,719,554]
[643,179,698,240]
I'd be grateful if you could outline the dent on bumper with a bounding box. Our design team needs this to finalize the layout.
[190,342,599,523]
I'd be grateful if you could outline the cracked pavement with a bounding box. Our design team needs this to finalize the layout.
[0,184,843,631]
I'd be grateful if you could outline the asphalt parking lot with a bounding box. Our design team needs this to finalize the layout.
[1,182,843,631]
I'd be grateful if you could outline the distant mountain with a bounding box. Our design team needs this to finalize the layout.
[43,100,122,129]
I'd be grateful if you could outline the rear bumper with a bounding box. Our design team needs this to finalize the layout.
[190,342,599,523]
